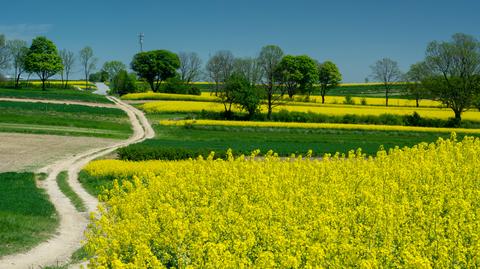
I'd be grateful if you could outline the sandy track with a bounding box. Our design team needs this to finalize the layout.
[0,97,116,108]
[0,96,154,269]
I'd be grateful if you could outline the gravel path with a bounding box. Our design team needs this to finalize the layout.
[0,96,154,268]
[94,82,110,95]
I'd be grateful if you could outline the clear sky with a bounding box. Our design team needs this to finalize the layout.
[1,0,479,82]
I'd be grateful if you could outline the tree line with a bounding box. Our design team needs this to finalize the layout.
[1,33,479,123]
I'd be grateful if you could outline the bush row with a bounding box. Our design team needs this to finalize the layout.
[117,145,316,161]
[192,109,480,128]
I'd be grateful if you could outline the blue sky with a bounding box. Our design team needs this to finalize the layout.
[1,0,479,82]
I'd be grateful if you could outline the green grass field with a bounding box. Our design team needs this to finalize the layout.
[0,172,58,257]
[0,101,132,139]
[0,88,111,103]
[120,113,477,159]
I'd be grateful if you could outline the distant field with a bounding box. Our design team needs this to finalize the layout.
[138,100,480,121]
[0,101,132,139]
[123,91,440,108]
[0,172,58,257]
[119,114,476,159]
[0,88,111,103]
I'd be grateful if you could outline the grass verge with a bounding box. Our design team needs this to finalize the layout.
[0,88,111,103]
[0,172,58,257]
[56,171,86,212]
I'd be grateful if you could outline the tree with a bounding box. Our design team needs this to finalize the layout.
[89,70,109,82]
[231,74,262,118]
[258,45,284,119]
[79,46,97,90]
[102,60,126,82]
[206,50,234,95]
[178,52,202,85]
[404,62,430,107]
[233,57,263,86]
[24,37,63,90]
[370,58,402,106]
[0,34,9,71]
[111,70,137,95]
[275,55,301,99]
[59,49,75,88]
[275,55,318,99]
[422,33,480,123]
[131,50,180,92]
[318,61,342,104]
[7,39,29,88]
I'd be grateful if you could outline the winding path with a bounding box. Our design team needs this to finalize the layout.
[0,96,154,268]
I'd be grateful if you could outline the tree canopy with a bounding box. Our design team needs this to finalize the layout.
[422,33,480,122]
[24,36,63,90]
[131,50,180,92]
[318,61,342,104]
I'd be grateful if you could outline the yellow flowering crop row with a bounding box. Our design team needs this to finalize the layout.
[139,100,480,121]
[159,119,480,134]
[84,135,480,267]
[124,91,439,108]
[122,92,219,102]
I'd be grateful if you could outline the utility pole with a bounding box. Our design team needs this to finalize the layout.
[139,33,144,52]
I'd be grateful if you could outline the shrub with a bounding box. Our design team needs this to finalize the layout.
[343,95,355,105]
[361,97,368,105]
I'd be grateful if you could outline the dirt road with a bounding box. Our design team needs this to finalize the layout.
[0,96,154,268]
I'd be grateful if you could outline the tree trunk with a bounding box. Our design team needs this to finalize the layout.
[385,87,389,107]
[322,94,325,104]
[65,73,69,89]
[416,97,419,108]
[15,73,21,88]
[267,91,273,120]
[42,78,46,91]
[454,110,462,122]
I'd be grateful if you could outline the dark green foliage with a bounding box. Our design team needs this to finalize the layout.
[275,55,318,98]
[130,50,180,92]
[195,109,480,128]
[318,61,342,103]
[343,95,355,105]
[24,37,63,90]
[229,74,262,118]
[111,70,138,95]
[0,172,58,256]
[89,70,109,82]
[161,76,201,95]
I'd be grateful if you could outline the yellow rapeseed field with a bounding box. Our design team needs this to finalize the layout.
[139,100,480,121]
[122,92,219,102]
[160,119,480,134]
[84,135,480,268]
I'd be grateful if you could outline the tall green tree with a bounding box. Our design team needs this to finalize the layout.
[258,45,284,119]
[24,37,63,90]
[404,62,430,107]
[275,55,318,99]
[131,50,180,92]
[7,39,29,88]
[318,61,342,104]
[370,58,402,106]
[79,46,97,90]
[422,33,480,123]
[102,60,126,82]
